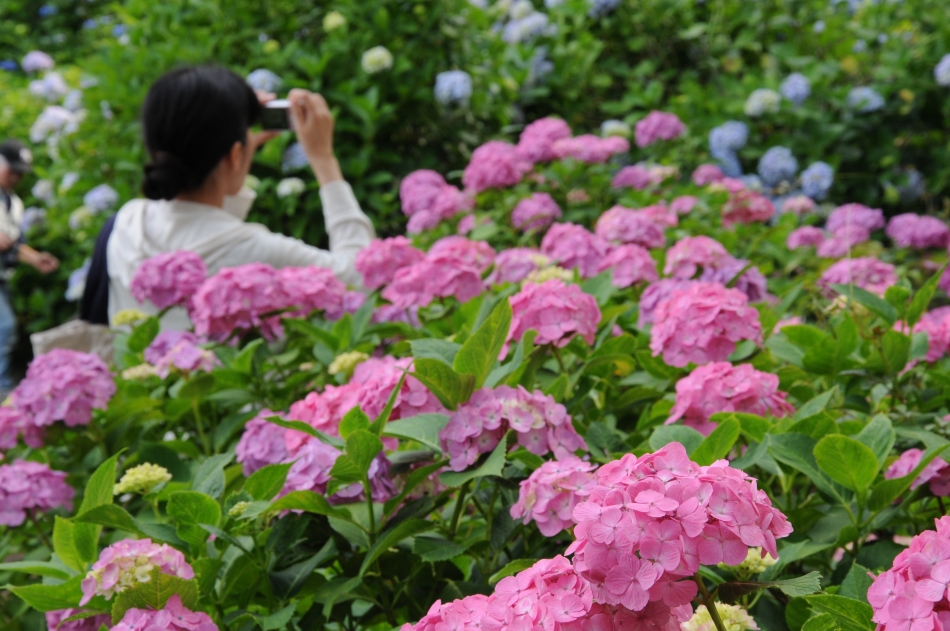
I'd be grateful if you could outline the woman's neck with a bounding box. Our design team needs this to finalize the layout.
[174,185,225,209]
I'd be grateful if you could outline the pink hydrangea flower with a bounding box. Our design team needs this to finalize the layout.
[692,164,725,186]
[46,609,112,631]
[868,517,950,630]
[407,210,441,234]
[886,214,950,249]
[816,224,871,259]
[512,193,563,232]
[637,279,697,328]
[144,331,197,365]
[595,207,666,249]
[188,263,291,340]
[457,214,476,234]
[130,250,207,310]
[235,410,291,476]
[786,226,826,250]
[670,196,698,215]
[781,195,816,214]
[650,282,763,367]
[914,309,950,363]
[463,141,533,192]
[722,190,775,227]
[634,111,686,147]
[487,248,549,285]
[568,442,792,615]
[0,405,44,449]
[510,456,597,536]
[508,279,601,349]
[427,236,496,272]
[885,449,950,497]
[382,253,485,309]
[826,203,885,234]
[541,223,612,278]
[11,349,115,427]
[80,538,194,604]
[400,170,471,219]
[596,244,659,288]
[611,165,652,190]
[553,135,629,164]
[698,257,770,303]
[355,237,426,289]
[516,117,573,163]
[667,362,795,435]
[153,340,219,379]
[109,594,218,631]
[439,386,587,471]
[663,236,730,279]
[773,317,802,333]
[351,356,446,421]
[0,460,74,527]
[275,266,347,318]
[817,257,897,297]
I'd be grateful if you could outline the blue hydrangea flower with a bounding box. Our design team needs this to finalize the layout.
[898,168,926,203]
[434,70,473,106]
[527,47,554,86]
[282,143,309,173]
[502,12,551,44]
[739,175,763,192]
[246,68,282,93]
[780,73,811,105]
[113,24,127,37]
[853,40,867,53]
[66,259,90,302]
[83,184,119,212]
[757,147,799,188]
[935,54,950,88]
[847,87,885,113]
[544,0,565,7]
[20,207,47,234]
[62,90,83,112]
[714,152,742,179]
[588,0,621,18]
[813,21,826,33]
[0,60,18,72]
[82,19,97,29]
[709,121,749,155]
[800,161,834,200]
[39,4,57,16]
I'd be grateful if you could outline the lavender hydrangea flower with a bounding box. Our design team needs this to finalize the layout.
[588,0,621,17]
[39,4,57,16]
[20,207,46,234]
[502,12,551,44]
[780,73,811,105]
[709,121,748,177]
[282,143,309,172]
[83,184,119,212]
[246,68,282,93]
[28,72,69,101]
[527,47,554,85]
[434,70,473,105]
[848,87,885,113]
[21,51,54,73]
[66,260,90,302]
[935,54,950,87]
[801,161,834,200]
[62,89,83,112]
[757,147,798,188]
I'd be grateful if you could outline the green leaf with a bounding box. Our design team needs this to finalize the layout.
[127,317,160,353]
[580,270,615,305]
[177,373,216,399]
[384,413,450,453]
[191,453,232,499]
[793,388,837,421]
[369,370,408,436]
[489,559,537,585]
[413,357,475,410]
[53,517,85,573]
[907,262,947,327]
[413,536,468,562]
[75,504,141,534]
[649,425,704,455]
[330,430,383,484]
[486,330,536,388]
[359,519,433,575]
[869,444,950,510]
[193,557,222,597]
[759,541,833,581]
[231,339,264,374]
[439,434,509,487]
[691,418,741,465]
[856,415,895,466]
[454,299,512,389]
[710,412,770,442]
[166,491,221,546]
[839,563,874,603]
[880,330,911,374]
[0,561,72,580]
[270,540,336,600]
[814,434,880,492]
[803,594,874,631]
[410,339,461,365]
[111,567,200,624]
[768,433,843,500]
[801,614,838,631]
[718,571,822,603]
[5,575,84,612]
[81,452,122,514]
[244,463,292,501]
[256,604,296,631]
[339,406,370,439]
[830,284,898,324]
[269,490,351,519]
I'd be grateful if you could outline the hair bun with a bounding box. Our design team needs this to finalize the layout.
[142,151,190,200]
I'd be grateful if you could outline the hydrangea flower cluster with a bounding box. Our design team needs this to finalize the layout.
[757,147,798,188]
[80,538,194,604]
[612,165,652,190]
[361,46,393,74]
[800,162,834,200]
[568,442,792,617]
[540,223,611,278]
[45,609,112,631]
[721,189,775,227]
[786,226,826,250]
[488,248,550,285]
[692,164,725,186]
[463,141,533,192]
[698,257,769,304]
[884,449,950,497]
[11,349,115,427]
[511,193,562,232]
[912,309,950,363]
[936,54,950,87]
[130,250,207,310]
[595,206,666,249]
[709,121,748,177]
[817,257,897,297]
[0,405,44,449]
[552,135,629,164]
[650,282,763,367]
[508,279,601,349]
[780,73,811,105]
[439,385,587,471]
[826,203,886,234]
[246,68,282,92]
[109,595,218,631]
[886,213,950,249]
[744,89,781,117]
[381,237,491,309]
[663,236,730,279]
[114,463,172,496]
[22,50,55,73]
[596,245,658,288]
[516,117,573,163]
[848,86,885,113]
[83,184,119,212]
[434,70,473,105]
[510,456,597,536]
[634,111,686,148]
[868,517,950,629]
[638,279,697,328]
[0,460,74,527]
[782,195,816,214]
[154,338,218,378]
[667,362,795,435]
[399,170,472,232]
[683,604,759,631]
[355,237,425,290]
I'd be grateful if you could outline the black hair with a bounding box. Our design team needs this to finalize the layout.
[141,65,261,200]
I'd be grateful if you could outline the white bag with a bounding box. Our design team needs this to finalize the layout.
[30,319,115,364]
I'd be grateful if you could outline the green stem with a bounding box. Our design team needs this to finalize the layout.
[28,512,53,551]
[448,482,470,540]
[551,346,567,373]
[365,479,377,543]
[192,400,211,456]
[693,573,728,631]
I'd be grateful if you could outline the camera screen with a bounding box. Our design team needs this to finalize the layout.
[261,102,290,130]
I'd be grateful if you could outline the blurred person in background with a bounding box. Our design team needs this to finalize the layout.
[0,139,61,394]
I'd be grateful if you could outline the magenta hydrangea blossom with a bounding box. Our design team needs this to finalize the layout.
[663,236,730,278]
[868,517,950,630]
[825,203,885,234]
[144,331,198,365]
[649,282,763,367]
[0,405,44,450]
[816,225,870,259]
[595,206,666,249]
[914,309,950,363]
[540,223,611,278]
[109,594,218,631]
[45,609,112,631]
[487,248,549,285]
[885,449,950,497]
[129,250,207,310]
[351,356,445,421]
[634,111,686,147]
[691,164,725,186]
[670,196,698,215]
[667,362,795,435]
[637,279,697,328]
[886,213,950,249]
[382,253,485,309]
[817,257,897,297]
[781,195,816,214]
[0,460,74,527]
[400,170,472,220]
[511,193,562,232]
[275,266,347,318]
[698,257,770,303]
[235,410,291,476]
[568,442,792,616]
[596,244,659,288]
[154,340,219,378]
[439,385,587,471]
[516,117,573,163]
[510,456,597,536]
[355,237,425,289]
[552,135,629,164]
[786,226,825,250]
[508,279,601,349]
[611,165,652,190]
[722,190,775,227]
[80,538,194,604]
[11,349,115,427]
[427,236,496,272]
[463,141,533,192]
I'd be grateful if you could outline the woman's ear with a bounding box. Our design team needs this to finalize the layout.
[228,141,244,170]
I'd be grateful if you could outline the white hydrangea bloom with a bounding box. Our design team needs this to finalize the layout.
[744,89,781,117]
[361,46,394,74]
[276,177,306,198]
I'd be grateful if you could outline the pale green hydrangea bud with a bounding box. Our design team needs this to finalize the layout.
[113,309,149,327]
[114,463,172,496]
[229,501,251,518]
[121,364,157,380]
[682,603,759,631]
[324,11,346,31]
[524,266,574,286]
[329,351,370,378]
